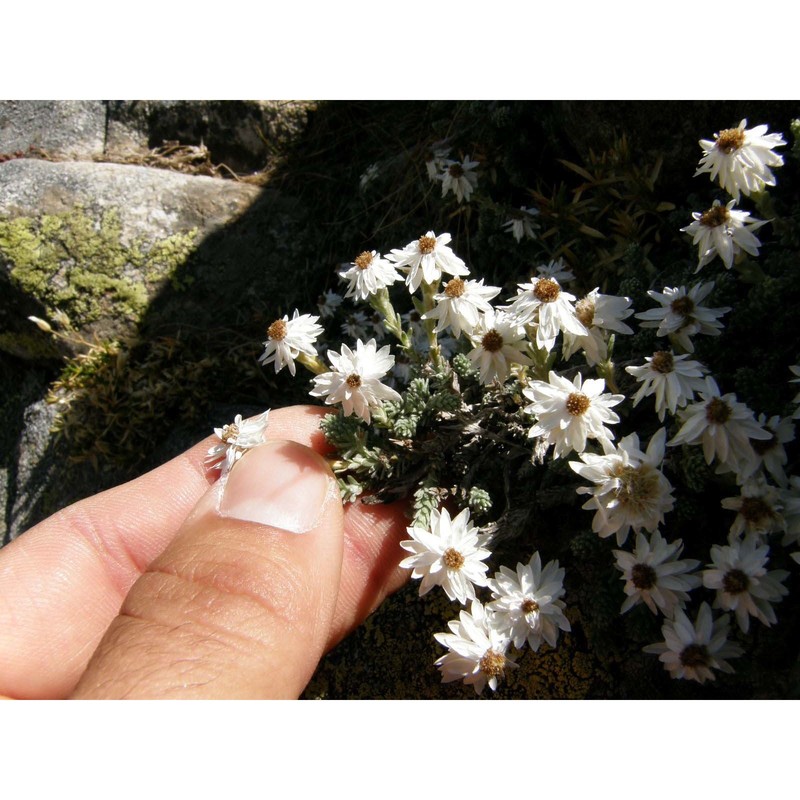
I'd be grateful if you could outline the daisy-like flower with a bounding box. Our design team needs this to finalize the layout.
[467,309,532,385]
[387,231,469,294]
[524,371,623,459]
[536,258,575,284]
[505,276,588,352]
[702,535,789,633]
[309,338,401,423]
[643,602,743,684]
[667,376,770,477]
[613,531,701,616]
[626,350,708,423]
[562,289,634,366]
[422,277,501,338]
[205,410,270,474]
[316,289,343,319]
[434,600,515,695]
[503,206,540,242]
[440,155,479,203]
[486,553,570,652]
[720,476,784,538]
[399,507,492,604]
[681,199,767,272]
[259,310,324,377]
[635,282,731,353]
[338,250,402,301]
[695,119,786,201]
[570,429,675,545]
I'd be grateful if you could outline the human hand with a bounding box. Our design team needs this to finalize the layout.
[0,406,409,699]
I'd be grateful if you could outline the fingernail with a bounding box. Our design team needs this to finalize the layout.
[218,440,337,534]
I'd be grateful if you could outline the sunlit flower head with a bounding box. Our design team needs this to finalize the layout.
[695,119,786,201]
[562,289,634,366]
[338,249,402,301]
[487,552,570,652]
[423,277,501,338]
[681,199,767,271]
[467,309,532,385]
[259,310,324,377]
[309,338,401,423]
[524,371,623,459]
[387,231,469,293]
[205,410,270,475]
[434,600,515,695]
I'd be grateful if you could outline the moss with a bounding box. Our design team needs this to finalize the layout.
[0,206,198,328]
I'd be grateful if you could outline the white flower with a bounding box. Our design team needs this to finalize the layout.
[316,289,343,319]
[643,602,743,684]
[205,410,270,474]
[791,365,800,420]
[359,162,380,190]
[635,282,731,353]
[570,429,675,545]
[259,310,324,377]
[309,338,401,423]
[400,507,492,604]
[524,371,623,459]
[486,553,570,652]
[466,309,532,385]
[505,276,587,352]
[613,531,701,616]
[625,350,708,422]
[681,199,767,271]
[562,289,634,366]
[702,535,789,633]
[695,119,786,201]
[503,206,540,242]
[667,376,770,477]
[341,310,370,340]
[720,476,785,539]
[338,250,402,301]
[387,231,469,294]
[422,277,501,338]
[440,155,479,203]
[434,600,515,695]
[536,258,575,284]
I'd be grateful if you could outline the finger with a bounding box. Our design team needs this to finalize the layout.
[0,406,331,699]
[71,440,344,699]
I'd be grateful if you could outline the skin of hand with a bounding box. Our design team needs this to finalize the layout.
[0,405,410,699]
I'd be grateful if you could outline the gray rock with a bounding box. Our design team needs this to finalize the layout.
[0,101,107,160]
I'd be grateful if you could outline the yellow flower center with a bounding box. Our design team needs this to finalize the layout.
[481,329,504,353]
[521,598,540,614]
[716,127,746,155]
[534,277,560,303]
[651,350,674,374]
[566,392,590,416]
[220,423,240,443]
[444,278,466,298]
[267,319,288,341]
[479,649,506,678]
[346,373,362,388]
[442,547,465,570]
[699,204,730,228]
[612,464,661,513]
[418,235,437,255]
[679,643,710,669]
[448,163,465,178]
[354,251,374,270]
[739,496,773,524]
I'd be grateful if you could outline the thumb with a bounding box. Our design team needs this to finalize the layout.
[71,440,343,699]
